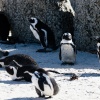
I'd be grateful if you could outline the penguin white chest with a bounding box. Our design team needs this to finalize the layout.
[61,44,76,63]
[10,71,23,80]
[30,25,40,41]
[43,83,54,96]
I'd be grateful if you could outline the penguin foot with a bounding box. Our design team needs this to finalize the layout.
[45,96,52,99]
[39,94,45,98]
[67,62,75,65]
[36,49,52,52]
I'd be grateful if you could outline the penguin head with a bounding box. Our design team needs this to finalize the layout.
[62,33,72,40]
[5,65,16,75]
[29,17,37,24]
[5,60,20,75]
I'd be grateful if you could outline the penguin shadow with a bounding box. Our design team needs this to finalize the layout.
[0,67,5,71]
[81,72,100,77]
[61,62,75,66]
[0,80,31,85]
[7,97,45,100]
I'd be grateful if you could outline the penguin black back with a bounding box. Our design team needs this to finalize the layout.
[0,54,38,67]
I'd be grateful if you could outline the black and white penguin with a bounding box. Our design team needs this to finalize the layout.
[59,32,76,64]
[96,37,100,63]
[5,60,39,82]
[29,17,58,52]
[25,69,59,98]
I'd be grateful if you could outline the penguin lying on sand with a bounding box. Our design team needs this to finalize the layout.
[29,17,58,52]
[5,60,39,82]
[24,69,59,98]
[5,60,59,82]
[59,32,77,65]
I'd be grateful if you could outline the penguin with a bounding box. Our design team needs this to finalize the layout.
[24,69,59,98]
[29,17,58,52]
[5,60,40,82]
[59,32,77,65]
[0,54,38,68]
[96,37,100,63]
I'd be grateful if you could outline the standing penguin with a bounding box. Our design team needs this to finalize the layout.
[96,37,100,63]
[25,69,59,98]
[59,32,76,65]
[29,17,57,52]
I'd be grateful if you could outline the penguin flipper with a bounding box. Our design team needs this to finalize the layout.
[39,30,47,48]
[71,44,77,54]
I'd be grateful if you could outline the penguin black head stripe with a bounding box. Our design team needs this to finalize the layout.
[5,60,23,81]
[29,17,37,24]
[5,65,14,75]
[29,17,57,52]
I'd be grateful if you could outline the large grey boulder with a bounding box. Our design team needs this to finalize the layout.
[0,0,75,46]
